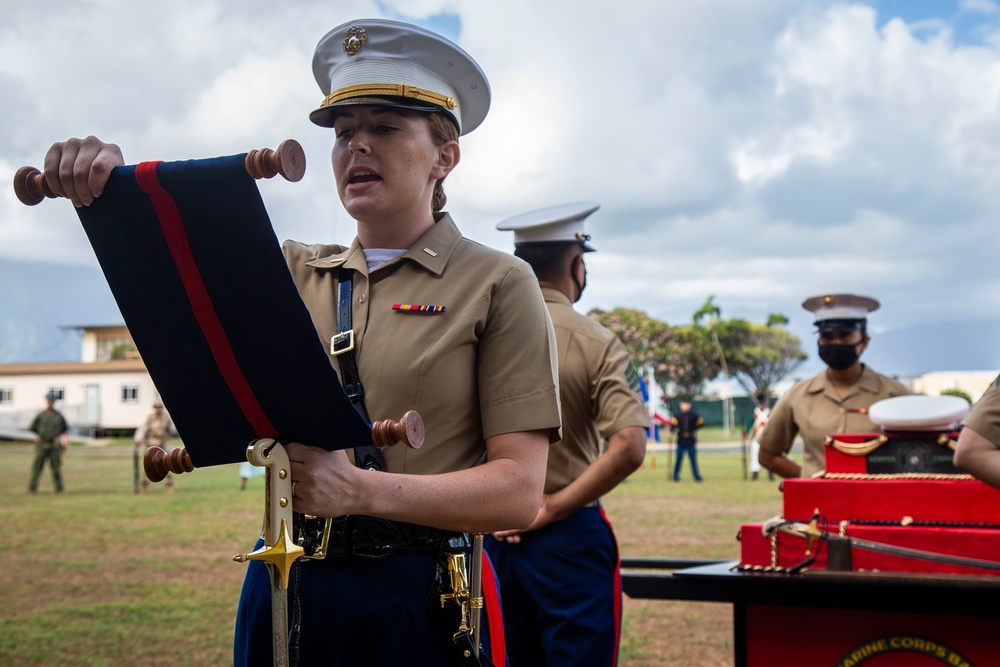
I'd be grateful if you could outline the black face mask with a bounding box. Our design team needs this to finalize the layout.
[819,343,860,371]
[572,257,587,303]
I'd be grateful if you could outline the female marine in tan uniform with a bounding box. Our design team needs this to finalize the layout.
[40,18,561,666]
[758,294,909,478]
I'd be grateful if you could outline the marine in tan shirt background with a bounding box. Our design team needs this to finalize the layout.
[954,376,1000,488]
[488,202,649,667]
[758,293,910,478]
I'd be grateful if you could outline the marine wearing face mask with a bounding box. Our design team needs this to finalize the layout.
[756,293,911,478]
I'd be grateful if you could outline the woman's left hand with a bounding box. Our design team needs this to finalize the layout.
[492,495,556,543]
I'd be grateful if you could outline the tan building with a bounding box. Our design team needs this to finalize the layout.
[910,370,999,403]
[0,325,157,439]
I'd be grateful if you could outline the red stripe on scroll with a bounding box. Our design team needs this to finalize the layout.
[134,161,276,437]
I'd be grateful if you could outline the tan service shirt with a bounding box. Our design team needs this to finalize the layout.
[541,288,649,494]
[283,214,561,475]
[758,365,910,477]
[963,377,1000,446]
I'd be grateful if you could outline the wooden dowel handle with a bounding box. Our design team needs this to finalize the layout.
[143,446,195,482]
[371,410,425,449]
[139,410,417,479]
[13,166,56,206]
[244,139,306,182]
[13,138,306,206]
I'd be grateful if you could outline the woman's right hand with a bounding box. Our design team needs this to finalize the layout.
[43,136,124,207]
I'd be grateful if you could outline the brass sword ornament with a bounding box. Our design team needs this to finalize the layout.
[232,440,301,667]
[144,411,426,667]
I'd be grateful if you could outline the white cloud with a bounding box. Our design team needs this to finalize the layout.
[4,0,1000,373]
[962,0,999,15]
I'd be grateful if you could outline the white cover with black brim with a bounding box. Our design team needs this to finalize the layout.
[868,394,971,431]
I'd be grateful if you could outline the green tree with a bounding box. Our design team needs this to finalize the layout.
[941,388,972,404]
[110,342,138,360]
[588,307,721,400]
[661,323,722,398]
[766,313,789,327]
[715,317,806,398]
[692,294,732,391]
[692,295,722,328]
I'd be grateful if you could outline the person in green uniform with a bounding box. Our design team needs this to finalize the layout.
[954,379,1000,488]
[758,294,910,478]
[28,392,69,493]
[490,201,649,666]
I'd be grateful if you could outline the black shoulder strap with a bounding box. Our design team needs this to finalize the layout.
[333,270,386,472]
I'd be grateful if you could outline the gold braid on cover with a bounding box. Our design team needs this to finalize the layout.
[937,433,958,450]
[824,434,887,456]
[824,433,957,457]
[822,472,975,481]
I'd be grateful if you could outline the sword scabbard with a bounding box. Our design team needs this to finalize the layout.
[232,439,304,667]
[469,533,484,657]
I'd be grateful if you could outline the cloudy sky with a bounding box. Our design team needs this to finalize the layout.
[3,0,1000,376]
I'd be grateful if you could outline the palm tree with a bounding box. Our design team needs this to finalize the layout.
[693,296,732,434]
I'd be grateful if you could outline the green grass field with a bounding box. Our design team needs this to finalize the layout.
[0,440,784,666]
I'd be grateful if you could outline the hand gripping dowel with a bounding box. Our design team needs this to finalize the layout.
[12,139,306,206]
[142,410,424,483]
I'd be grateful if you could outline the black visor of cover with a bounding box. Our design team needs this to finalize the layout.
[75,154,370,467]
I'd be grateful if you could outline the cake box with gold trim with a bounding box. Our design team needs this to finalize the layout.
[738,395,1000,576]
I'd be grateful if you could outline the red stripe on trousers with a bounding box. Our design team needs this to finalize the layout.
[598,506,623,667]
[482,551,507,666]
[134,161,276,437]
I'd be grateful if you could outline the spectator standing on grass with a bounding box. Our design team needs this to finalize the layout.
[744,394,773,481]
[238,459,264,490]
[489,202,649,666]
[28,392,69,494]
[133,400,176,494]
[670,399,704,482]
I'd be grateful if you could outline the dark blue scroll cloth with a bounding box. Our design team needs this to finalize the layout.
[75,154,370,467]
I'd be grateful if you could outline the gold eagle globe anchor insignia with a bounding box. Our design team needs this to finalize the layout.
[343,27,368,56]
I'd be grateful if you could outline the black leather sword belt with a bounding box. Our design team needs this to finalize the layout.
[296,514,459,560]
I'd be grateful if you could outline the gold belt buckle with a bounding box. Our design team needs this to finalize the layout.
[330,330,355,356]
[297,515,332,559]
